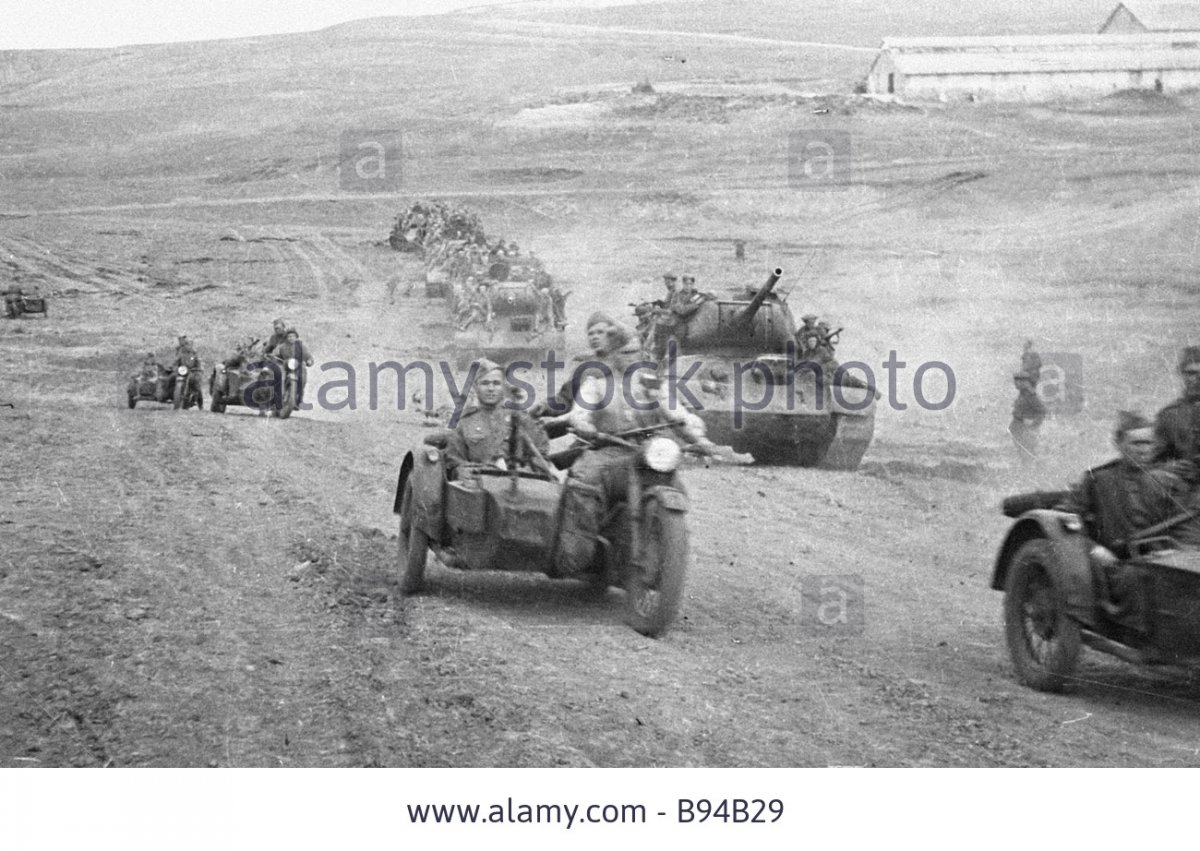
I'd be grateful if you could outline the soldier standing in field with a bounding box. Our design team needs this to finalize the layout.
[1009,370,1047,461]
[1020,340,1043,388]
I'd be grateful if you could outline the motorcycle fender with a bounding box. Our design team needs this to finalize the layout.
[392,452,415,515]
[645,485,688,513]
[409,447,446,540]
[993,511,1096,624]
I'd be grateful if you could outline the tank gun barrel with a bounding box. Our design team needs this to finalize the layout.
[734,268,783,325]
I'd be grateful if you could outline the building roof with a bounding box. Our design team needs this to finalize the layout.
[880,32,1200,52]
[886,46,1200,75]
[1102,2,1200,32]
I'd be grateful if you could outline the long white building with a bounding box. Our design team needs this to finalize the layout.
[865,31,1200,101]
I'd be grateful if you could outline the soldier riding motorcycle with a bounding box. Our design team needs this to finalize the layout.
[167,349,204,410]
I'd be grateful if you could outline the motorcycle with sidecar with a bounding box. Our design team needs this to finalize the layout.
[992,489,1200,692]
[209,355,301,418]
[392,420,693,636]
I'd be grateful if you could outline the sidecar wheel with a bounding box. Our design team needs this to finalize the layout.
[397,478,428,593]
[623,496,688,637]
[1004,538,1082,692]
[127,391,137,409]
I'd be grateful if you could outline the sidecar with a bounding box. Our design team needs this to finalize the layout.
[395,431,563,584]
[392,428,691,636]
[991,492,1200,692]
[126,369,172,408]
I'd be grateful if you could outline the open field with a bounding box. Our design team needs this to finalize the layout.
[2,0,1199,767]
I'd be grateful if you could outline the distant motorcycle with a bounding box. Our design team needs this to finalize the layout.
[393,420,693,636]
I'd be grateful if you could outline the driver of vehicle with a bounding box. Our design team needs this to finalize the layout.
[1058,411,1188,561]
[270,328,315,405]
[444,359,550,480]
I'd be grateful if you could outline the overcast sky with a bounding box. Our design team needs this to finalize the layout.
[0,0,526,50]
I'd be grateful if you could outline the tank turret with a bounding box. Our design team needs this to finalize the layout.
[675,268,794,356]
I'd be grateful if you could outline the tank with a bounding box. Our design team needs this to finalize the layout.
[668,267,875,470]
[452,279,566,367]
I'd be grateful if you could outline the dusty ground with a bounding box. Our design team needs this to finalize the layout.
[3,2,1200,767]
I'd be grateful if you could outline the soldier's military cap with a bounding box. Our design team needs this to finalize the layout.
[1115,410,1152,438]
[1179,346,1200,370]
[1012,370,1031,380]
[663,273,678,282]
[586,311,617,329]
[801,314,818,323]
[474,358,504,378]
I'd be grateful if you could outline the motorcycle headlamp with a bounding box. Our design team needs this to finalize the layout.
[642,436,682,473]
[177,366,187,375]
[286,358,298,370]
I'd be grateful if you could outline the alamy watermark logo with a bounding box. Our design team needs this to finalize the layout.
[1036,352,1083,414]
[798,574,864,635]
[339,129,404,192]
[788,130,853,190]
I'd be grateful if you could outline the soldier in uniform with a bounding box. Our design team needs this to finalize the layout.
[666,275,710,347]
[1009,370,1046,460]
[270,328,315,405]
[1020,340,1042,388]
[1154,345,1200,486]
[445,360,550,479]
[558,370,714,573]
[265,319,288,354]
[1059,412,1191,613]
[140,351,160,379]
[1060,412,1186,557]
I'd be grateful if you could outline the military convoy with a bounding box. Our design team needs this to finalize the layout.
[654,269,876,470]
[389,203,873,469]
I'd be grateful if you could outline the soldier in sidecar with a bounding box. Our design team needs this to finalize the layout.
[991,413,1200,691]
[126,353,172,408]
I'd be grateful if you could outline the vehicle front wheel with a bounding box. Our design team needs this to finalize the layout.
[127,390,137,409]
[173,380,184,410]
[397,478,429,593]
[1003,538,1082,692]
[623,495,688,637]
[279,380,296,419]
[210,392,226,414]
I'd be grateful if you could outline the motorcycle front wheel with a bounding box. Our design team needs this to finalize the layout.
[279,380,296,419]
[623,496,688,637]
